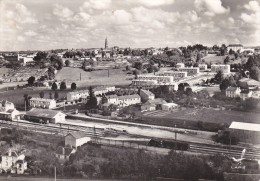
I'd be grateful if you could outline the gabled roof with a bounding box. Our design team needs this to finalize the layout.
[147,98,167,105]
[25,108,66,118]
[229,122,260,132]
[226,87,240,91]
[239,78,260,86]
[118,94,140,100]
[66,131,88,139]
[140,89,154,97]
[30,97,55,102]
[107,95,118,99]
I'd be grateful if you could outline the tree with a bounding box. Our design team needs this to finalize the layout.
[60,81,67,90]
[214,71,224,84]
[71,82,77,90]
[50,54,64,70]
[65,60,71,67]
[86,87,98,109]
[133,62,143,70]
[224,56,230,64]
[48,66,56,80]
[39,91,44,98]
[49,92,53,99]
[28,76,35,86]
[219,78,230,91]
[51,82,58,90]
[125,65,131,71]
[54,91,59,100]
[250,66,260,81]
[34,51,48,62]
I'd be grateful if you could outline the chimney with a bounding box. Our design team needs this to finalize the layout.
[62,147,65,155]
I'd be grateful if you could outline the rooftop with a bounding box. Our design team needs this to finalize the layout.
[118,94,140,100]
[228,44,243,47]
[229,122,260,132]
[66,131,88,139]
[25,108,65,118]
[140,89,154,96]
[226,87,240,91]
[30,97,55,102]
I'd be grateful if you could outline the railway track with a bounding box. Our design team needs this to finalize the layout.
[1,119,260,159]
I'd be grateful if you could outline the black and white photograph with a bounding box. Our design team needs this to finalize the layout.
[0,0,260,180]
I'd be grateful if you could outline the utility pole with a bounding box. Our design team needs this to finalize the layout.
[54,166,56,181]
[174,124,177,153]
[108,69,110,78]
[80,73,81,81]
[24,100,26,112]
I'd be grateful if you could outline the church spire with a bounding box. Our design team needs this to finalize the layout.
[105,37,108,49]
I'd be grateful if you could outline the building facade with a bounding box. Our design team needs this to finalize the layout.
[137,75,173,83]
[226,87,241,98]
[159,71,187,79]
[211,64,231,74]
[29,98,56,109]
[139,89,155,102]
[178,67,200,76]
[65,132,91,149]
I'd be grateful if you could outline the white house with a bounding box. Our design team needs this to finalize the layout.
[198,64,208,71]
[132,79,158,86]
[65,132,91,149]
[225,87,241,98]
[176,63,185,68]
[137,75,173,83]
[1,149,27,174]
[178,67,200,76]
[211,64,230,74]
[106,95,119,104]
[67,90,89,101]
[29,98,56,109]
[159,71,187,79]
[139,89,155,102]
[118,94,141,107]
[162,103,179,111]
[0,100,19,121]
[227,44,243,52]
[141,102,156,111]
[24,108,66,124]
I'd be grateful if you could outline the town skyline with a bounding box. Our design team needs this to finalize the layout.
[1,0,260,51]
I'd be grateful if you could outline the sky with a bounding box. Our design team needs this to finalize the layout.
[0,0,260,51]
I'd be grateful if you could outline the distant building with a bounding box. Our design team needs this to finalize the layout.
[198,64,208,71]
[93,86,115,96]
[178,67,200,76]
[176,63,185,68]
[159,71,187,79]
[132,79,158,86]
[240,90,253,100]
[67,90,89,101]
[24,108,66,124]
[229,122,260,144]
[141,102,156,111]
[55,146,75,160]
[139,89,155,102]
[65,132,91,149]
[1,149,27,174]
[137,75,173,83]
[18,54,35,66]
[211,64,230,74]
[226,87,241,98]
[0,100,19,121]
[227,44,243,52]
[146,98,167,110]
[29,98,56,109]
[161,103,179,111]
[4,54,18,62]
[105,94,141,107]
[239,78,260,90]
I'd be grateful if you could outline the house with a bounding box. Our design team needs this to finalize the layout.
[176,63,185,68]
[141,102,156,111]
[0,100,19,121]
[147,98,167,110]
[24,108,66,124]
[29,98,56,109]
[158,71,187,79]
[118,94,141,107]
[229,122,260,144]
[211,64,230,74]
[198,64,208,71]
[139,89,155,102]
[239,78,260,90]
[227,44,243,52]
[1,149,27,174]
[67,90,89,101]
[240,90,253,100]
[178,67,200,76]
[106,95,118,104]
[137,75,173,83]
[93,86,115,96]
[161,103,179,111]
[226,87,241,98]
[55,146,76,160]
[65,132,91,149]
[132,79,158,86]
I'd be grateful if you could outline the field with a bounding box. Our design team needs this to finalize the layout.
[203,54,225,64]
[142,107,260,125]
[0,67,11,77]
[55,67,133,87]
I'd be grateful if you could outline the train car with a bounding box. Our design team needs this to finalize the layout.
[147,139,190,151]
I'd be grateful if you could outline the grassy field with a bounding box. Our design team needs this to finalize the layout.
[0,67,11,76]
[142,107,260,125]
[55,67,132,87]
[203,54,225,64]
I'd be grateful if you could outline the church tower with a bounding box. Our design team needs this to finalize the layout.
[105,37,108,49]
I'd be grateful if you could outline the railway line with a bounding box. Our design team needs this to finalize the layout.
[1,119,260,160]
